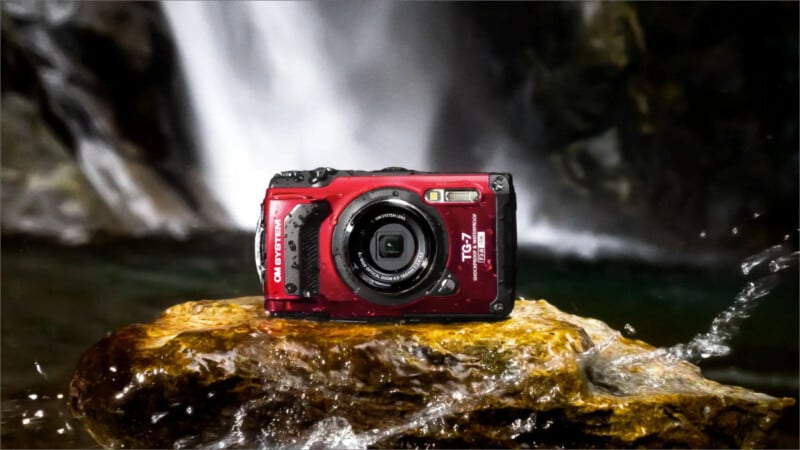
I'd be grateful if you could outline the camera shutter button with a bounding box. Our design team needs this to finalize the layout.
[310,167,337,184]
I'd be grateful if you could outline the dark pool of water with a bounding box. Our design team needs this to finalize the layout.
[2,233,797,448]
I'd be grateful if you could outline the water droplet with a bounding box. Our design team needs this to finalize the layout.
[731,226,739,236]
[28,394,38,400]
[699,230,706,238]
[623,323,636,336]
[151,411,169,424]
[768,251,799,273]
[741,244,786,275]
[34,361,47,380]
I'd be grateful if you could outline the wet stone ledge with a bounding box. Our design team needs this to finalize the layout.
[69,297,794,448]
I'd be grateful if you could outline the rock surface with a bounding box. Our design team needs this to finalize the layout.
[69,297,794,448]
[1,94,118,243]
[2,1,231,241]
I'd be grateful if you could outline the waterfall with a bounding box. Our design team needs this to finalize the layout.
[165,1,664,260]
[163,2,440,226]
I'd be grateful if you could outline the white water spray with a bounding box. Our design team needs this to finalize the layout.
[598,243,798,376]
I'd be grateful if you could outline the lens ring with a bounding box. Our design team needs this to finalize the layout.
[332,188,448,306]
[348,201,431,290]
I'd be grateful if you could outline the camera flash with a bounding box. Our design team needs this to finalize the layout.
[445,190,479,203]
[425,189,443,202]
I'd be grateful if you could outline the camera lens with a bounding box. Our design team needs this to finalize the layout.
[378,234,403,258]
[371,223,414,271]
[349,204,429,289]
[332,188,448,306]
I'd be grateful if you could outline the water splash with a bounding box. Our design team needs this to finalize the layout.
[199,243,793,448]
[572,243,797,398]
[607,243,797,372]
[666,275,779,361]
[670,244,796,362]
[199,332,544,449]
[293,352,539,449]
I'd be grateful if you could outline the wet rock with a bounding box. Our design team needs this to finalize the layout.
[69,297,794,448]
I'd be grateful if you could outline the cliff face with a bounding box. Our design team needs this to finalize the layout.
[1,1,230,242]
[440,2,798,252]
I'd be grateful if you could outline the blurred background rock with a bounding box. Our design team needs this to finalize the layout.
[2,1,229,243]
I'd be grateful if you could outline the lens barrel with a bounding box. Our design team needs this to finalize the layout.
[332,188,447,306]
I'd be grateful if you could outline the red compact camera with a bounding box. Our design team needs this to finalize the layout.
[255,167,516,321]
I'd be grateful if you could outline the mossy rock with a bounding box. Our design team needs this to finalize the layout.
[69,297,794,448]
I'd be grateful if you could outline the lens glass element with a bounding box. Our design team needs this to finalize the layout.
[370,222,415,272]
[378,235,404,258]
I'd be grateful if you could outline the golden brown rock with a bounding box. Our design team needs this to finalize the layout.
[69,297,794,448]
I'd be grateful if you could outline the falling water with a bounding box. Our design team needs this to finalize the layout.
[163,1,439,228]
[164,1,663,259]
